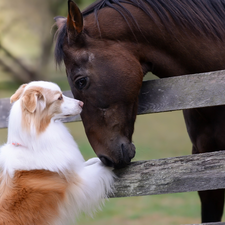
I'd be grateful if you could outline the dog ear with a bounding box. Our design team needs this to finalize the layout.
[10,84,28,103]
[22,89,44,113]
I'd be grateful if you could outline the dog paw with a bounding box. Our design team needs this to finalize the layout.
[85,157,101,166]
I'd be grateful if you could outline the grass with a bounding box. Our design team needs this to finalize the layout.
[0,79,224,224]
[76,191,201,225]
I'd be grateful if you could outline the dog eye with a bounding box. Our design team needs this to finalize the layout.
[75,77,88,90]
[58,96,63,100]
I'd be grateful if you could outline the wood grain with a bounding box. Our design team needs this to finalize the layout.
[112,151,225,198]
[138,70,225,114]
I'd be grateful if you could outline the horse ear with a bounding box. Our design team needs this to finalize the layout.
[10,84,27,103]
[22,89,44,113]
[67,0,83,39]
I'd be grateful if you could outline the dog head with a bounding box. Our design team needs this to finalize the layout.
[10,81,83,134]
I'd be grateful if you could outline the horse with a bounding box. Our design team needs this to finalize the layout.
[54,0,225,222]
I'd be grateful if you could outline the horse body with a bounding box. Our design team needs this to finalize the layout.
[55,0,225,222]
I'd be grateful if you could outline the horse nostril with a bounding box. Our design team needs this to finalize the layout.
[121,142,136,164]
[99,155,115,168]
[121,144,131,164]
[130,143,136,158]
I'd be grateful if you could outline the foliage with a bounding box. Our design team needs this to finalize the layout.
[0,0,94,83]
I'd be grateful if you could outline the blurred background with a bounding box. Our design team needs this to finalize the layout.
[0,0,219,224]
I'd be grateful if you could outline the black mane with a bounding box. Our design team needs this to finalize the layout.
[83,0,225,37]
[55,0,225,64]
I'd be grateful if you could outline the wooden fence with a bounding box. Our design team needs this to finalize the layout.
[1,70,225,225]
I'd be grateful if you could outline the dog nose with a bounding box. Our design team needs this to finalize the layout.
[79,101,84,108]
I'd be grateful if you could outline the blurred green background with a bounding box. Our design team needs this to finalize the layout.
[0,0,220,224]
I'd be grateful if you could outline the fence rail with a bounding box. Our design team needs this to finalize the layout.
[112,151,225,198]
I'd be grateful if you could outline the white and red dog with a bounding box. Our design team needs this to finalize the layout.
[0,81,114,225]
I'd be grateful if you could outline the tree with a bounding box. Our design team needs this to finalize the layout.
[0,0,66,82]
[0,0,93,83]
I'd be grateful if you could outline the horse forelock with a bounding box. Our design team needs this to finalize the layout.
[54,22,67,66]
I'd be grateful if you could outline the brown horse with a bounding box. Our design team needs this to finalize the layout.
[54,0,225,222]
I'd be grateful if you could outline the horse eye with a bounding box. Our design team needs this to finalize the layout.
[75,77,88,90]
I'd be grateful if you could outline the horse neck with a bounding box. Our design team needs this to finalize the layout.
[84,3,225,77]
[84,3,178,76]
[84,3,155,43]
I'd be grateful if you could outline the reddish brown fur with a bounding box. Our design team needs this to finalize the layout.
[57,1,225,169]
[10,84,27,104]
[20,86,62,135]
[22,89,41,113]
[0,170,68,225]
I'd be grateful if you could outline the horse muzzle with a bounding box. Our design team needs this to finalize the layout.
[98,141,136,168]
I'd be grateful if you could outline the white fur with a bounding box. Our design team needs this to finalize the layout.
[25,80,61,92]
[55,95,83,120]
[0,81,114,224]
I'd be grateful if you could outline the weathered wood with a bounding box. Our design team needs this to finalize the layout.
[0,98,12,129]
[1,70,225,128]
[138,70,225,114]
[112,151,225,198]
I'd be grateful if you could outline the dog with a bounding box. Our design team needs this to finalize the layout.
[0,81,114,225]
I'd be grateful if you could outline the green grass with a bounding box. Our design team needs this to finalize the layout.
[76,192,201,225]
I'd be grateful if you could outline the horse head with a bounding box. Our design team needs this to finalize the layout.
[55,1,143,168]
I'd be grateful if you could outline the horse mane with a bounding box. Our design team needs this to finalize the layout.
[55,0,225,64]
[83,0,225,37]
